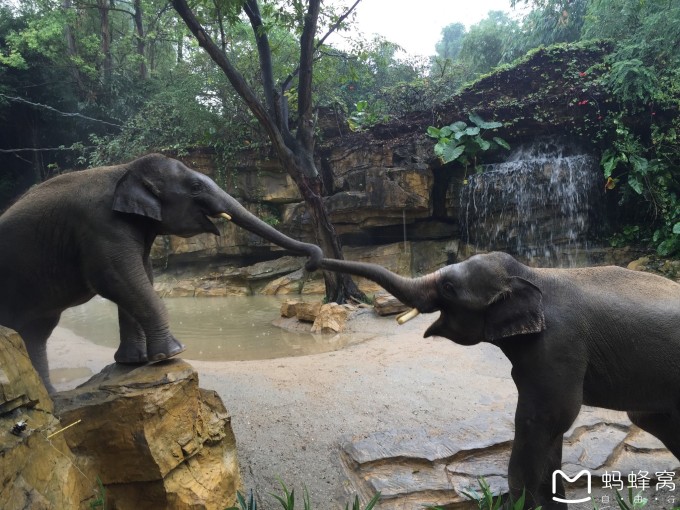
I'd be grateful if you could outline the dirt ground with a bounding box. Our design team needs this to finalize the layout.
[48,309,648,509]
[48,309,520,507]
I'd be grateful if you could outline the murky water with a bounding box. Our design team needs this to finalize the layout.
[59,296,364,361]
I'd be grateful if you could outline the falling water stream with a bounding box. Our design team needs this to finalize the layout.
[460,140,602,267]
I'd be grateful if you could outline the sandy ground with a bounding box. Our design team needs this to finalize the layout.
[48,309,520,507]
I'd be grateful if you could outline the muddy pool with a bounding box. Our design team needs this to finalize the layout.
[58,296,365,361]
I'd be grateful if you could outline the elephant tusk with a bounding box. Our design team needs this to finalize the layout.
[396,308,420,325]
[219,212,232,221]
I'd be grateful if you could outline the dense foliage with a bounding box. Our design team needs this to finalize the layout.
[432,0,680,256]
[1,0,679,255]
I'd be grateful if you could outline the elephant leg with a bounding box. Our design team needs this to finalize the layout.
[19,316,60,394]
[115,307,147,363]
[508,384,582,510]
[628,411,680,460]
[114,253,153,363]
[91,257,185,362]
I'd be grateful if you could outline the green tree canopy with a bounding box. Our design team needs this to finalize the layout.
[435,22,465,61]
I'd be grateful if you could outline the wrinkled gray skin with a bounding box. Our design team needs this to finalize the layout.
[0,154,322,393]
[319,252,680,510]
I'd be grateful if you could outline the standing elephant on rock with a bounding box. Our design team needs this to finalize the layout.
[317,252,680,510]
[0,153,322,393]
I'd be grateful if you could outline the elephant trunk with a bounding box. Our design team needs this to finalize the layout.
[318,258,440,314]
[217,193,322,269]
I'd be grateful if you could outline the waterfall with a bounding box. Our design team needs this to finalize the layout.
[459,140,602,267]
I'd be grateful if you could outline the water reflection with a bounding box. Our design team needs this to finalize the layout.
[59,296,363,361]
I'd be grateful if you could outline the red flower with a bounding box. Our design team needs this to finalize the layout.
[579,71,587,77]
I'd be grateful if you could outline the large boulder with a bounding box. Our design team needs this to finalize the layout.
[0,326,97,510]
[52,360,240,510]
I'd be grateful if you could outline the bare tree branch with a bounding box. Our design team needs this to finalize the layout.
[297,0,320,152]
[243,0,275,111]
[242,0,294,143]
[281,0,363,92]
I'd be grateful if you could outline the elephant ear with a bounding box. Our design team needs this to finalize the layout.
[484,277,545,341]
[112,169,162,221]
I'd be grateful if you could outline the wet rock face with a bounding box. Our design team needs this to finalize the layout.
[0,326,97,510]
[52,360,240,510]
[281,166,433,243]
[152,140,438,268]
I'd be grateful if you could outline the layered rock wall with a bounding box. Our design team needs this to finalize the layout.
[0,327,241,510]
[0,326,97,509]
[160,141,448,270]
[155,44,617,280]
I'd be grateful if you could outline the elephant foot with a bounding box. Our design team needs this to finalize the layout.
[115,343,148,364]
[147,336,186,362]
[43,379,57,395]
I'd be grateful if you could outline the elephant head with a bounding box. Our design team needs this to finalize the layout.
[318,252,545,345]
[112,153,322,267]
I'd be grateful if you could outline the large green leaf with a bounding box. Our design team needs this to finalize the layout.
[469,112,503,129]
[475,135,491,151]
[493,136,511,150]
[601,149,620,179]
[628,174,644,194]
[465,126,481,136]
[441,143,465,163]
[439,125,453,137]
[426,126,441,138]
[449,121,468,132]
[673,222,680,234]
[629,155,649,175]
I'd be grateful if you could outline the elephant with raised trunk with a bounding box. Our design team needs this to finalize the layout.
[318,252,680,509]
[0,153,322,393]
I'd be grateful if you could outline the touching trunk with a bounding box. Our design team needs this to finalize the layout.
[221,193,322,267]
[318,258,440,313]
[293,171,364,304]
[273,142,364,304]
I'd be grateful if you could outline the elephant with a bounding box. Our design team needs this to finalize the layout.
[0,153,322,393]
[317,252,680,509]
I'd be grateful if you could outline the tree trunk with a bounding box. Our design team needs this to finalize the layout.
[172,0,365,303]
[284,151,364,304]
[133,0,147,80]
[62,0,87,95]
[97,0,112,85]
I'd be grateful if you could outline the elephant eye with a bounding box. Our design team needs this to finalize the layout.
[443,282,456,295]
[189,181,203,195]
